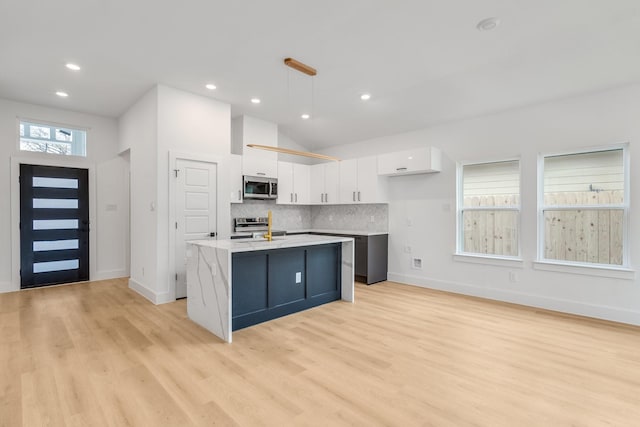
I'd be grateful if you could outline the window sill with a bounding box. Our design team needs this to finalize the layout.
[453,253,524,268]
[532,260,635,280]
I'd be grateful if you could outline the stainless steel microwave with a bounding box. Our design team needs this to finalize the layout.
[243,176,278,200]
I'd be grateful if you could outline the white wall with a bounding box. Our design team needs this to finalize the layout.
[319,83,640,325]
[0,98,128,292]
[156,85,231,302]
[118,87,159,299]
[119,85,231,303]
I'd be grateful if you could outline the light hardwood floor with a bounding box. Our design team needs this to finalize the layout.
[1,278,640,426]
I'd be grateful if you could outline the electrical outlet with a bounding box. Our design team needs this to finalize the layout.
[370,215,375,222]
[509,271,519,282]
[412,258,422,269]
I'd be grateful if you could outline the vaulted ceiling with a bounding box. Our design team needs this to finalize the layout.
[2,0,639,148]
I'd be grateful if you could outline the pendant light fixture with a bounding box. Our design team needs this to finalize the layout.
[247,57,340,162]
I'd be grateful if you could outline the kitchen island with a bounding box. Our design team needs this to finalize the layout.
[186,234,354,342]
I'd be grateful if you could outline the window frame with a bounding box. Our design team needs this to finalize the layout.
[17,118,89,158]
[536,143,630,269]
[456,157,522,261]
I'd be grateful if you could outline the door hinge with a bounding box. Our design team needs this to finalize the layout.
[174,169,180,177]
[175,273,178,281]
[175,222,178,229]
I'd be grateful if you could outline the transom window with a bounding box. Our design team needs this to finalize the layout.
[19,121,87,157]
[457,160,520,258]
[539,147,628,267]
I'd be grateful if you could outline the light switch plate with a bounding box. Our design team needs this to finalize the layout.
[295,272,302,283]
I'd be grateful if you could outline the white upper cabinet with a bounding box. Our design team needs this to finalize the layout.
[339,156,387,204]
[230,154,243,203]
[377,147,442,176]
[232,115,278,178]
[310,162,339,204]
[277,161,310,205]
[242,155,278,178]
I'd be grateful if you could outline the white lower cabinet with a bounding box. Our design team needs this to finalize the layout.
[277,161,310,205]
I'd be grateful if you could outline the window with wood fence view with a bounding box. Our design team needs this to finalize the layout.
[542,149,625,266]
[460,160,520,257]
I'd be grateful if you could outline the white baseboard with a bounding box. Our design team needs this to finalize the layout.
[387,272,640,327]
[93,269,129,281]
[128,278,175,305]
[0,281,19,294]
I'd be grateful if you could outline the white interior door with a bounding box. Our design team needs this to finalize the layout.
[175,159,217,299]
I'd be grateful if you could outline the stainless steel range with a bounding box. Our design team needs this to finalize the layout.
[233,217,286,237]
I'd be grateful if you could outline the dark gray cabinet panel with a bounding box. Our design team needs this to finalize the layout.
[232,252,268,317]
[268,248,306,308]
[231,243,342,331]
[307,244,340,298]
[305,232,388,285]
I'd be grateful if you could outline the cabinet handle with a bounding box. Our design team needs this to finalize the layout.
[257,172,266,176]
[358,191,361,201]
[353,191,356,202]
[238,190,241,200]
[396,167,407,171]
[290,193,293,202]
[295,193,298,203]
[324,193,328,203]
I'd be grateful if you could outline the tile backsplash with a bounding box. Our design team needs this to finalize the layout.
[231,201,389,232]
[230,200,311,230]
[311,204,388,232]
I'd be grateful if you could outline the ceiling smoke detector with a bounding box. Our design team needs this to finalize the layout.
[476,17,500,31]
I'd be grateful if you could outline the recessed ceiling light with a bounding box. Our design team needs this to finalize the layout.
[251,98,261,104]
[65,63,81,71]
[301,114,310,120]
[360,93,371,101]
[477,17,500,31]
[56,91,69,98]
[205,83,216,90]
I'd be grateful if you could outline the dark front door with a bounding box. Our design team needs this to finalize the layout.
[20,164,89,288]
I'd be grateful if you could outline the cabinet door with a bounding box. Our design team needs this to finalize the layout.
[293,163,310,205]
[242,155,278,178]
[356,156,379,203]
[268,248,306,307]
[310,164,325,204]
[339,159,358,204]
[324,162,339,204]
[230,154,243,203]
[276,161,294,205]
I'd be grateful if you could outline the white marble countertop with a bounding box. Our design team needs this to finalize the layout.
[189,233,354,253]
[230,229,388,238]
